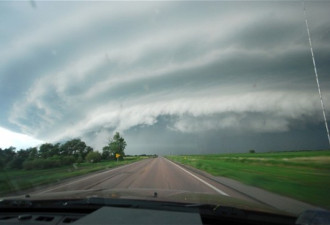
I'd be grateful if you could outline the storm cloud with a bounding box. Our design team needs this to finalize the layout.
[1,1,329,153]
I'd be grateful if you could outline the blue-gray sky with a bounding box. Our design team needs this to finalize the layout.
[1,1,329,154]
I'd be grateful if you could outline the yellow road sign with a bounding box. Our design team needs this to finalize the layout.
[115,153,121,158]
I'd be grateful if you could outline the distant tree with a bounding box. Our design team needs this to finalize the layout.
[59,142,69,156]
[105,132,127,160]
[7,149,31,169]
[50,143,61,157]
[0,147,16,169]
[85,151,101,163]
[59,139,92,160]
[0,152,3,169]
[0,138,96,170]
[102,146,111,160]
[83,146,93,159]
[249,149,256,154]
[28,147,38,160]
[39,143,54,158]
[60,139,83,157]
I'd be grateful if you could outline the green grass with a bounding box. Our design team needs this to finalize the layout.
[166,150,330,209]
[0,156,144,196]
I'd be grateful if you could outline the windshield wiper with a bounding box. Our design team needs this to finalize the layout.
[0,197,208,213]
[63,198,135,208]
[66,198,247,217]
[0,199,33,208]
[0,198,135,209]
[0,197,245,218]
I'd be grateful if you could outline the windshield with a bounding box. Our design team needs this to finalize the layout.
[0,0,329,217]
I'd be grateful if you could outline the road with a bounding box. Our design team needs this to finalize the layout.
[36,157,251,200]
[33,157,318,215]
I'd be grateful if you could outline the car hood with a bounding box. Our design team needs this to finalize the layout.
[2,188,291,216]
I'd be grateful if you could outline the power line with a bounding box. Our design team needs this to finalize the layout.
[303,1,330,147]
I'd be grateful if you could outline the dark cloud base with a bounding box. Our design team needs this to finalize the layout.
[87,116,330,155]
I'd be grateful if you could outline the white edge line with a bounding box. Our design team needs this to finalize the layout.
[37,160,144,194]
[164,157,229,196]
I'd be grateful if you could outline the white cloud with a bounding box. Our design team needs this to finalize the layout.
[0,126,43,149]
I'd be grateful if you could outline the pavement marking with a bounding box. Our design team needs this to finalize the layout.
[36,160,147,194]
[164,158,229,196]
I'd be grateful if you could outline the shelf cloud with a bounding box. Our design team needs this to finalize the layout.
[1,1,329,153]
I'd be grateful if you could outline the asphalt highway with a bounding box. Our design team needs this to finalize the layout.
[33,157,318,215]
[36,157,252,201]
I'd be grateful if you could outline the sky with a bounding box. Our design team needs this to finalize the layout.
[0,1,330,155]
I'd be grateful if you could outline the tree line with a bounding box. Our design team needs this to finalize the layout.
[0,132,127,170]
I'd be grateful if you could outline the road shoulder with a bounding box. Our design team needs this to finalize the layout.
[167,158,322,215]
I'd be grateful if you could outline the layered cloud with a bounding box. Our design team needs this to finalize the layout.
[1,1,330,151]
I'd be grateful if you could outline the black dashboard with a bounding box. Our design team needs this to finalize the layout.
[7,197,326,225]
[0,204,297,225]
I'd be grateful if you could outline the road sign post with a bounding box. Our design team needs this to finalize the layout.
[115,153,120,162]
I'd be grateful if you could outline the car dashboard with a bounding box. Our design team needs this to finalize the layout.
[0,198,298,225]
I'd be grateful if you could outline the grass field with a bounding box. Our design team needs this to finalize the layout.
[166,150,330,209]
[0,156,145,196]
